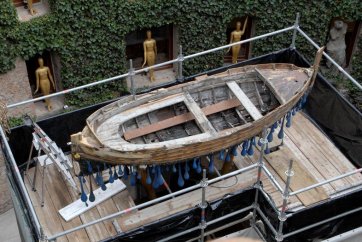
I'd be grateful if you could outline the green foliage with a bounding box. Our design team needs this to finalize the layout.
[0,0,361,107]
[8,116,24,128]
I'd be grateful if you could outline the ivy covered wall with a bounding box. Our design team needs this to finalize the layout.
[0,0,361,107]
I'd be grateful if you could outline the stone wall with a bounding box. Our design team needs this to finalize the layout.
[0,58,35,117]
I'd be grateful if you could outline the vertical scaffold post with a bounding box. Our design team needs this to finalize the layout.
[177,45,184,82]
[251,128,268,226]
[290,13,300,49]
[129,59,136,100]
[276,159,294,241]
[200,169,208,242]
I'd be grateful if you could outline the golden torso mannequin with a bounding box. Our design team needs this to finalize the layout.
[142,30,157,82]
[228,17,248,64]
[28,0,37,15]
[34,58,55,111]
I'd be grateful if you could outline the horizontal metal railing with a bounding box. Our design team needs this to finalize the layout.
[46,164,258,241]
[7,26,296,109]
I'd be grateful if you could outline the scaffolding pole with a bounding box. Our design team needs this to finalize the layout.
[297,27,362,90]
[0,125,43,240]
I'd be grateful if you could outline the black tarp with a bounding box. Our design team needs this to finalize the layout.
[4,48,362,241]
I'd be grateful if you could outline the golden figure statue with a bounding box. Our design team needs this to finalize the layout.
[34,58,55,111]
[227,17,249,64]
[142,30,157,82]
[28,0,37,16]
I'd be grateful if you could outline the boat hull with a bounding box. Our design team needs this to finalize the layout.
[71,63,314,165]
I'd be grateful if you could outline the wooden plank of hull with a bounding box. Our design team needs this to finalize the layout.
[124,98,241,140]
[226,81,263,120]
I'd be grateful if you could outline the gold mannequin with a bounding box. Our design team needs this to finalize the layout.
[141,30,157,82]
[227,17,248,64]
[34,58,55,111]
[28,0,37,16]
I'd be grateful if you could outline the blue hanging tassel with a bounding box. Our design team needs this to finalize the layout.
[152,166,159,189]
[301,94,308,106]
[172,164,177,173]
[123,166,129,180]
[219,149,225,160]
[225,152,231,162]
[267,129,274,142]
[152,165,156,174]
[78,175,88,204]
[248,137,255,156]
[157,166,164,186]
[113,167,118,180]
[184,162,190,180]
[99,172,107,191]
[192,158,197,170]
[166,165,170,172]
[177,163,184,187]
[130,167,136,186]
[118,165,123,176]
[108,166,114,184]
[278,117,285,139]
[264,143,270,154]
[146,166,152,185]
[196,158,202,174]
[87,161,93,174]
[286,111,292,128]
[292,107,297,116]
[241,139,249,156]
[232,146,238,156]
[185,161,190,172]
[96,165,101,185]
[208,154,215,173]
[88,175,95,202]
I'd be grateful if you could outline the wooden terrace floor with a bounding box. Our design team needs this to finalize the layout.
[23,112,362,241]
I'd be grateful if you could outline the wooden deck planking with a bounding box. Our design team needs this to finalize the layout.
[284,113,355,190]
[23,109,361,239]
[65,174,113,242]
[45,165,90,242]
[287,113,362,184]
[262,146,328,206]
[82,176,118,237]
[119,170,258,232]
[24,168,69,242]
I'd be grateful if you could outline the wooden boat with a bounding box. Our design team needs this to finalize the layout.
[71,48,324,166]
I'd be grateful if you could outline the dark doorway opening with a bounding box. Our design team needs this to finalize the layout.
[225,17,253,63]
[25,51,55,98]
[125,25,173,70]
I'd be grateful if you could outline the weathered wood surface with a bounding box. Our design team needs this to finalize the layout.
[119,170,258,232]
[124,98,241,140]
[24,163,135,242]
[59,179,126,222]
[226,81,263,120]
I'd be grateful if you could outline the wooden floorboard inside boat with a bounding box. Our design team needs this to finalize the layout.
[23,112,361,240]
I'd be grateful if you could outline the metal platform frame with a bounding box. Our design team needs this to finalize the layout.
[1,13,362,242]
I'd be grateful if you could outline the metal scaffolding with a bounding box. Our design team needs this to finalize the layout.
[1,13,362,242]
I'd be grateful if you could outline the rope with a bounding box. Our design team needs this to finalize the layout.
[0,100,11,135]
